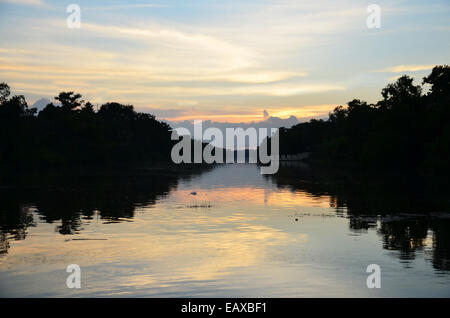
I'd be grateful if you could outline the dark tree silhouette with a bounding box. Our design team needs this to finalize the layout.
[1,65,450,172]
[0,84,173,169]
[55,91,84,111]
[0,82,11,104]
[274,65,450,174]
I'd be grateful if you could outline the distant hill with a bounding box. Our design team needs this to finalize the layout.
[31,98,52,113]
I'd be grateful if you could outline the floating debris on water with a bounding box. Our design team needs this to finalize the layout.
[65,238,108,241]
[186,201,213,208]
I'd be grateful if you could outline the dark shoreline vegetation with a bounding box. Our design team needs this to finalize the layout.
[0,65,449,176]
[276,65,450,176]
[0,86,174,170]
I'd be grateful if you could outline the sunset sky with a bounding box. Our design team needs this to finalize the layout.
[0,0,448,124]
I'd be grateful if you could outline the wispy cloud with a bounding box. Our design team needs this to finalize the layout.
[1,0,449,121]
[378,65,436,73]
[85,3,169,11]
[0,0,44,6]
[156,104,337,123]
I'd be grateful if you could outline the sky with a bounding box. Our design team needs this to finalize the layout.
[0,0,449,125]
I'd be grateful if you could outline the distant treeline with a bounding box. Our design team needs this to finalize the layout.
[277,65,450,173]
[1,65,449,172]
[0,86,173,169]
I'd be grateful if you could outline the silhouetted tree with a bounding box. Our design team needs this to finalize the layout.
[0,85,173,168]
[378,75,422,110]
[55,91,84,111]
[0,82,11,104]
[423,65,450,100]
[274,65,450,173]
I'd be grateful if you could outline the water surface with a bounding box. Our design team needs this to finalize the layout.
[0,164,449,297]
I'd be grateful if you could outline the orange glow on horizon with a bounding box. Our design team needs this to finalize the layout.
[162,104,336,123]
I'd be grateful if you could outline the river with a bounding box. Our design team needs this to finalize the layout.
[0,164,449,297]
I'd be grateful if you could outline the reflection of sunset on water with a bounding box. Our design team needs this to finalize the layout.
[1,164,449,297]
[171,187,332,209]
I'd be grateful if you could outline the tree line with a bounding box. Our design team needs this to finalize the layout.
[0,85,172,169]
[277,65,450,174]
[1,65,449,172]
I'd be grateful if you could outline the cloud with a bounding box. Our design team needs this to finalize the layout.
[85,3,169,11]
[0,0,44,6]
[169,115,300,149]
[377,65,436,73]
[31,97,52,112]
[0,3,352,108]
[2,0,448,123]
[81,22,253,71]
[229,84,345,97]
[0,60,340,99]
[139,108,191,119]
[156,104,336,123]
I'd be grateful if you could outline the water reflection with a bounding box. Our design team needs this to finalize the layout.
[0,164,449,297]
[0,166,209,253]
[268,164,450,272]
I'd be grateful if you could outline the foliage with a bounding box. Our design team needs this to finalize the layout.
[0,87,172,169]
[278,65,450,173]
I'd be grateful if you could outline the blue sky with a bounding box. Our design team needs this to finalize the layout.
[0,0,449,122]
